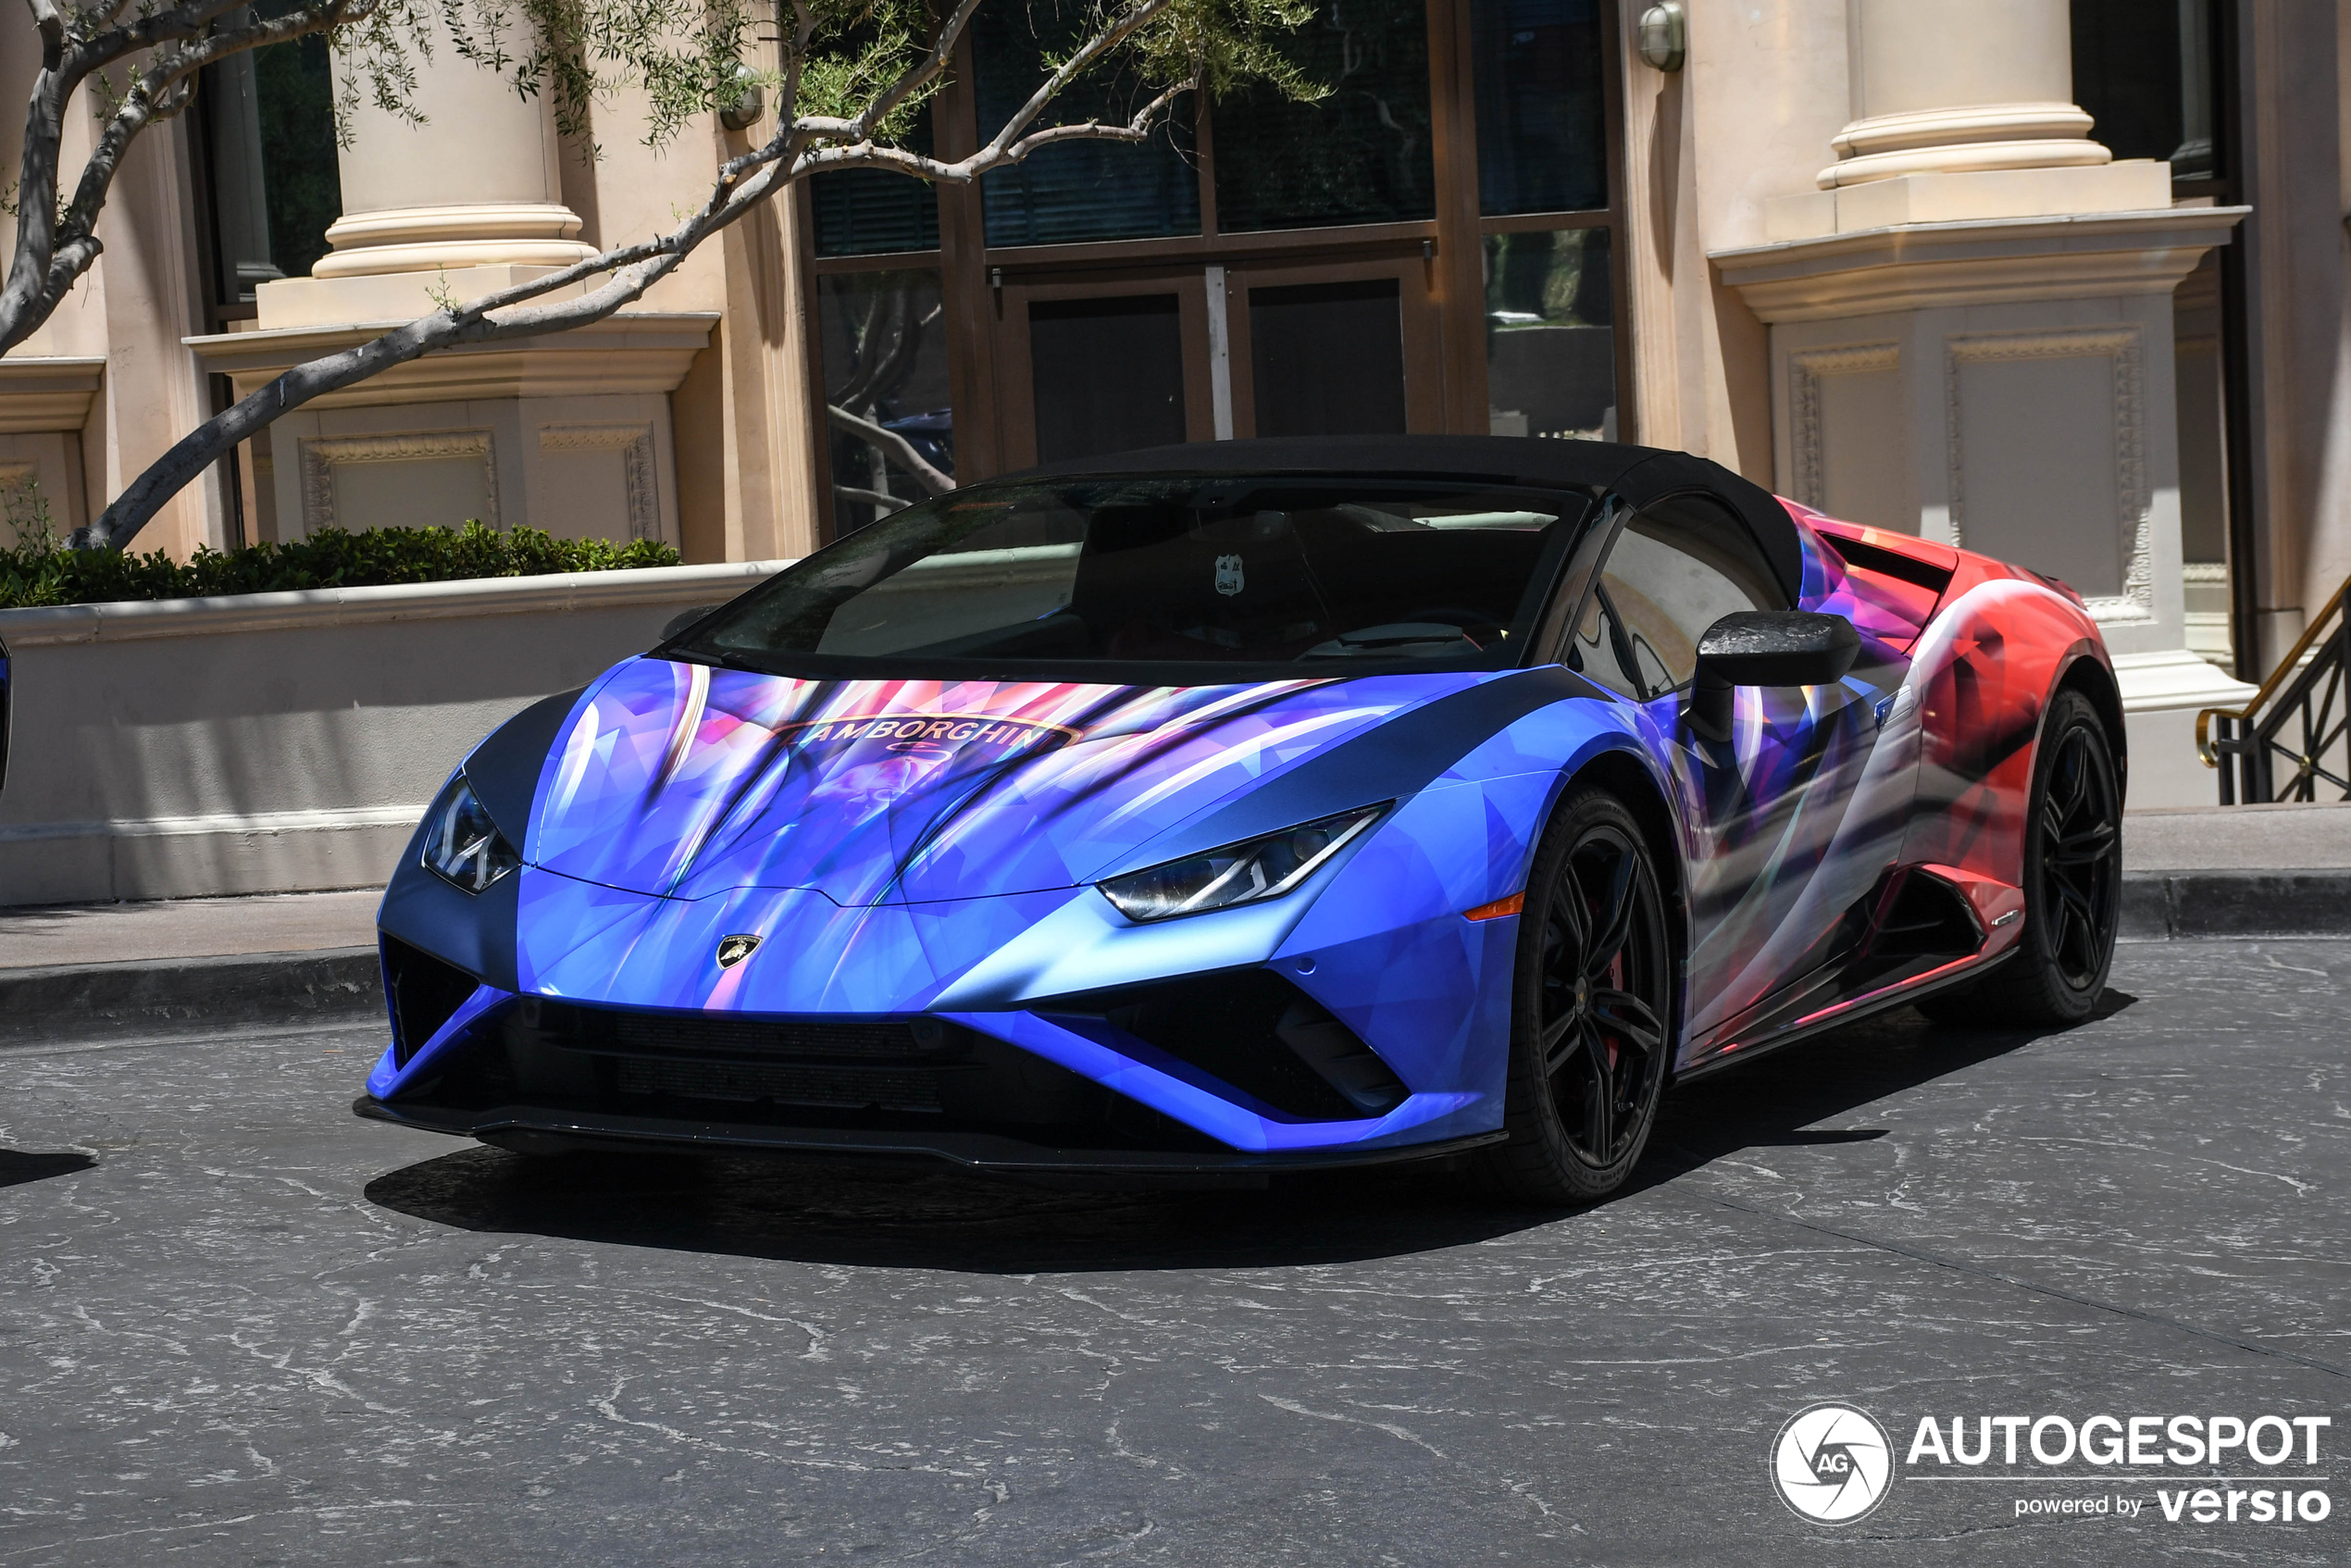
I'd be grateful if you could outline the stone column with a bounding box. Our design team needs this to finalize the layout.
[1712,0,2256,806]
[1773,0,2167,236]
[1828,0,2101,185]
[255,34,595,329]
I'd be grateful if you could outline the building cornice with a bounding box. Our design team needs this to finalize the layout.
[0,355,106,435]
[182,313,719,409]
[1711,206,2249,324]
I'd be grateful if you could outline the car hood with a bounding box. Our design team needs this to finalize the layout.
[519,659,1505,905]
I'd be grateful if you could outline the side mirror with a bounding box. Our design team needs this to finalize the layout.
[659,604,717,642]
[1686,611,1860,741]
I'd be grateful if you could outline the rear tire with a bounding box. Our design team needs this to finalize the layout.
[1918,688,2121,1027]
[1474,788,1674,1204]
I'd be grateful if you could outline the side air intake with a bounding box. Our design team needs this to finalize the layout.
[1039,969,1409,1120]
[382,937,483,1066]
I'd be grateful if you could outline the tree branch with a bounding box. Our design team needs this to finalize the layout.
[0,0,382,355]
[853,0,985,140]
[834,485,909,516]
[76,0,1216,549]
[825,404,953,498]
[973,0,1174,162]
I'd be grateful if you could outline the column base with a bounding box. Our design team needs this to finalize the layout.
[2114,648,2258,809]
[255,267,592,331]
[1767,161,2172,242]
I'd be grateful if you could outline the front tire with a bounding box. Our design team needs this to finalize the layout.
[1921,687,2122,1027]
[1475,788,1674,1204]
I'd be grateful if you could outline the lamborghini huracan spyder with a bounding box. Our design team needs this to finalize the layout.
[357,436,2123,1201]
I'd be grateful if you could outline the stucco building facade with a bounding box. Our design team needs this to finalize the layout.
[2,0,2345,805]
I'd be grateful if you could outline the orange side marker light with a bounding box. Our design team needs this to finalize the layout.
[1462,891,1524,922]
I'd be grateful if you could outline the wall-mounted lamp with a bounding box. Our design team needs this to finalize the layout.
[1638,2,1687,72]
[719,64,765,131]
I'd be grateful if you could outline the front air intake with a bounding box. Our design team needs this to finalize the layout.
[382,936,482,1066]
[1037,969,1409,1120]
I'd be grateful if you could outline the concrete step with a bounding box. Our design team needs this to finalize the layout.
[2123,798,2351,872]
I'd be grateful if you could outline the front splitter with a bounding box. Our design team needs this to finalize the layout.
[353,1095,1505,1176]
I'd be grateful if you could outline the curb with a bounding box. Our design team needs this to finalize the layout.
[0,948,381,1048]
[2120,869,2351,940]
[0,877,2340,1043]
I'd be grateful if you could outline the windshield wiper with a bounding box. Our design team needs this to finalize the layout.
[664,645,774,676]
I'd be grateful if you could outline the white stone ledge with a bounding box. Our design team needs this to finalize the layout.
[0,558,793,648]
[0,803,427,845]
[1712,205,2250,323]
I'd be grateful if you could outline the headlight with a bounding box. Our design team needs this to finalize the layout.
[421,776,520,893]
[1097,805,1386,922]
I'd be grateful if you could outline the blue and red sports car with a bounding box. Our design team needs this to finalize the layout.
[356,437,2124,1201]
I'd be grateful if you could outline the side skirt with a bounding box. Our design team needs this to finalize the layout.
[1669,945,2017,1087]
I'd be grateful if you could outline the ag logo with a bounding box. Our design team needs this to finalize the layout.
[715,934,762,968]
[1771,1402,1894,1524]
[1213,554,1245,596]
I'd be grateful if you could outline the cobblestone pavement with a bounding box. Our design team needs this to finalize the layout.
[1,940,2345,1566]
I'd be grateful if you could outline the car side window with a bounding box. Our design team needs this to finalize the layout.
[1593,495,1788,696]
[1565,585,1646,700]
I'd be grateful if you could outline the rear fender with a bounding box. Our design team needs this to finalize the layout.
[1898,576,2108,888]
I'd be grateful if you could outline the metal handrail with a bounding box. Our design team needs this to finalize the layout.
[2196,571,2351,803]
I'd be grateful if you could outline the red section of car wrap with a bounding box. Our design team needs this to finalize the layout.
[1915,861,2027,961]
[1778,496,2114,898]
[1897,576,2109,891]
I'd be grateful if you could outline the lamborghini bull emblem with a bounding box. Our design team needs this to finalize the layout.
[715,934,761,968]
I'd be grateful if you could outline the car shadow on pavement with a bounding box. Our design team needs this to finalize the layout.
[0,1149,96,1188]
[362,990,2134,1273]
[1632,986,2139,1200]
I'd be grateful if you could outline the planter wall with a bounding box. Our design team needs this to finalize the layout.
[0,561,788,908]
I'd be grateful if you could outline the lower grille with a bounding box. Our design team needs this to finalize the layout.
[614,1056,944,1113]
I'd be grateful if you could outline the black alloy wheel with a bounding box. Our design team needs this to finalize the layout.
[1477,788,1674,1204]
[1922,688,2122,1026]
[2038,710,2123,990]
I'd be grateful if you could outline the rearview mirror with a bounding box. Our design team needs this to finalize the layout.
[660,604,718,642]
[1686,611,1860,741]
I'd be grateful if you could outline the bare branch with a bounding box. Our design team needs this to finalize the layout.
[70,0,140,31]
[29,0,66,50]
[834,485,910,516]
[792,73,1192,186]
[826,405,953,498]
[852,0,985,139]
[974,0,1174,161]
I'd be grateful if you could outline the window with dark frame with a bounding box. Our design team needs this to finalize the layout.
[802,0,1627,539]
[196,12,342,319]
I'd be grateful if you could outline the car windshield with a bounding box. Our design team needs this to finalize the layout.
[674,475,1594,680]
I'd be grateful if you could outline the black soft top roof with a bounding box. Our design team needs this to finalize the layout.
[1007,434,1804,603]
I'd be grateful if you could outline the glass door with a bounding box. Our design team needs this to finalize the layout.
[992,271,1217,469]
[1221,255,1447,439]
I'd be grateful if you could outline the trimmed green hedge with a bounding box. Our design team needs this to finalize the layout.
[0,520,681,610]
